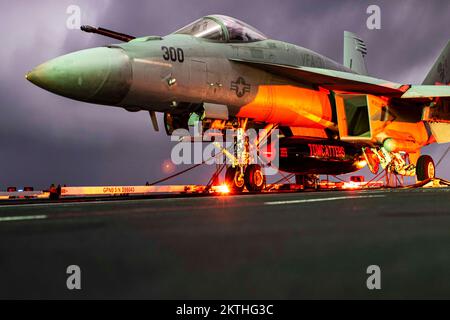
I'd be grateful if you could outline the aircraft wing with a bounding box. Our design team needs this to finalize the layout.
[230,58,407,96]
[231,58,450,99]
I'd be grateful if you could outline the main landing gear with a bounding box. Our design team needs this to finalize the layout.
[416,155,436,181]
[363,147,436,181]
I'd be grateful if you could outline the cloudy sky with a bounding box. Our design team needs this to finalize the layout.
[0,0,449,189]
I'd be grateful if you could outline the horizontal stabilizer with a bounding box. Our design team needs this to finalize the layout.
[401,85,450,98]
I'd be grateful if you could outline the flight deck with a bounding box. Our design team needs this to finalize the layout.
[1,186,450,299]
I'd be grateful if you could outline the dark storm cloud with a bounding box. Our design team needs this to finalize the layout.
[0,0,449,188]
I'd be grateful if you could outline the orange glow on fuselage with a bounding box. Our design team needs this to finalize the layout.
[236,85,333,128]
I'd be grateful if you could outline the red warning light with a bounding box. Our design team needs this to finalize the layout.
[162,159,175,174]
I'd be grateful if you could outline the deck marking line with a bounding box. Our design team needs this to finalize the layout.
[0,215,48,222]
[264,195,385,205]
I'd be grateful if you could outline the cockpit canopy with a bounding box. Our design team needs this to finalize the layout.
[174,15,267,42]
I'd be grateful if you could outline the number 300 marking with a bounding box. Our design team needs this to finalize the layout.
[161,46,184,63]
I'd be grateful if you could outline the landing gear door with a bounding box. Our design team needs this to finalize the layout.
[335,94,372,141]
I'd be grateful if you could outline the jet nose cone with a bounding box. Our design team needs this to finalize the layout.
[26,47,132,105]
[25,71,33,82]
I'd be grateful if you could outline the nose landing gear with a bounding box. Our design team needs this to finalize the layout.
[220,119,272,193]
[225,166,245,192]
[244,164,266,192]
[224,164,266,193]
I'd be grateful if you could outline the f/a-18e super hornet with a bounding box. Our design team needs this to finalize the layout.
[27,15,450,192]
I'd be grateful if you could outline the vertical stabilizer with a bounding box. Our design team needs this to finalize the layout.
[422,41,449,85]
[343,31,368,75]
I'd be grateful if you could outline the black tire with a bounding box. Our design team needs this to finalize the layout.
[225,166,245,193]
[244,164,266,192]
[416,155,435,181]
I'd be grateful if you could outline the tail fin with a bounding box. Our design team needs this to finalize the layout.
[343,31,368,75]
[422,41,450,85]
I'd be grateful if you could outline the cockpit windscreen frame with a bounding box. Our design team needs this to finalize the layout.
[173,15,267,43]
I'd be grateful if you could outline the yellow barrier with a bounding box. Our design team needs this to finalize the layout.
[61,185,203,196]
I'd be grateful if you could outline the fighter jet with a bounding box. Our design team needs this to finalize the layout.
[26,15,450,192]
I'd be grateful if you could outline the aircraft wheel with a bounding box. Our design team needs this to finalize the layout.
[416,155,435,181]
[225,166,245,193]
[244,164,266,192]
